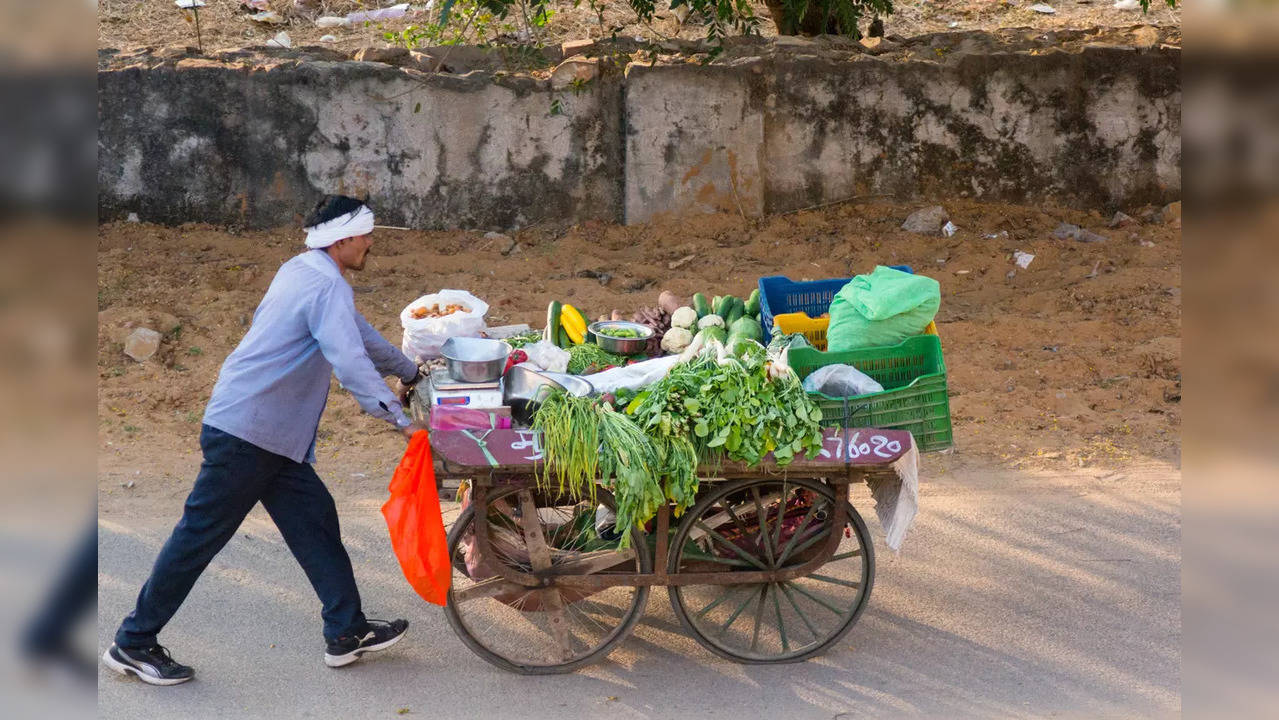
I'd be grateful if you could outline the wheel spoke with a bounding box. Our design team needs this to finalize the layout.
[778,581,820,642]
[776,500,821,566]
[771,480,789,564]
[786,581,847,617]
[453,577,531,603]
[778,519,832,566]
[771,583,790,653]
[807,573,862,590]
[681,547,757,568]
[830,549,863,561]
[718,584,760,635]
[694,521,769,570]
[720,499,753,540]
[749,584,768,653]
[750,487,777,567]
[694,585,749,620]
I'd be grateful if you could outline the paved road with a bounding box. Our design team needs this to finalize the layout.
[98,461,1180,719]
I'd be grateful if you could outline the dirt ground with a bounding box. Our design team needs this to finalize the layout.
[97,0,1180,54]
[97,199,1180,507]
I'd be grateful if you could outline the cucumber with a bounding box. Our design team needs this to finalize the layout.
[711,295,724,316]
[545,300,563,344]
[724,298,744,326]
[721,295,739,319]
[744,289,761,316]
[692,293,710,318]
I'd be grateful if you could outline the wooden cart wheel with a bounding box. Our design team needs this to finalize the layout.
[444,484,651,674]
[666,476,874,664]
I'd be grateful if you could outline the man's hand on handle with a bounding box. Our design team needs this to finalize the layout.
[395,367,425,406]
[400,421,429,441]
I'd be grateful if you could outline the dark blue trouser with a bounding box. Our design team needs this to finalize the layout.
[115,425,366,649]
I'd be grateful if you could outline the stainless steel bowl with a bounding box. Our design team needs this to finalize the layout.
[587,320,653,355]
[502,365,594,425]
[440,337,511,383]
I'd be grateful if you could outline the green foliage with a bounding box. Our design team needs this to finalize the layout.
[386,0,896,59]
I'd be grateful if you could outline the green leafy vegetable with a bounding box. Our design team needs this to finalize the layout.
[567,343,627,374]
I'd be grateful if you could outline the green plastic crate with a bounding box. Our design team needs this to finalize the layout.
[788,334,953,452]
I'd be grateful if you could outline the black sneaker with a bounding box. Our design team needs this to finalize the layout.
[101,644,194,686]
[324,619,409,668]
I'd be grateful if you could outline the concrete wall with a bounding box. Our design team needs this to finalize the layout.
[98,43,1180,229]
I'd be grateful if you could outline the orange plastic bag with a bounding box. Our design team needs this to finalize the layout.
[381,430,450,606]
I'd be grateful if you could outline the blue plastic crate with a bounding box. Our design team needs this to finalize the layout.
[758,266,913,342]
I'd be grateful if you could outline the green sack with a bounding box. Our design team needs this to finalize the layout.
[827,266,940,352]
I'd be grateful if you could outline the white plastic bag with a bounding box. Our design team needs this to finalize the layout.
[400,290,488,362]
[520,341,570,374]
[587,355,683,394]
[802,364,884,397]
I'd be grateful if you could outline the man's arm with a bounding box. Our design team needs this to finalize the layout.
[306,281,413,430]
[355,313,420,382]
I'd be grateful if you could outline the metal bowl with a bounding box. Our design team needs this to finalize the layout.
[587,320,653,355]
[440,337,511,383]
[502,365,594,425]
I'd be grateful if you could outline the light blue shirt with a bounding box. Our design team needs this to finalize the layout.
[203,249,418,463]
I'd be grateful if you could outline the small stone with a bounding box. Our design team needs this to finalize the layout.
[1029,4,1057,13]
[1131,25,1159,49]
[126,212,140,223]
[859,37,898,54]
[124,327,162,362]
[354,46,410,65]
[319,34,338,43]
[410,50,444,72]
[668,254,697,270]
[901,206,949,235]
[775,36,815,48]
[1161,200,1182,226]
[551,58,598,90]
[157,45,200,59]
[1006,270,1016,280]
[1108,211,1135,228]
[1052,222,1107,243]
[561,39,595,58]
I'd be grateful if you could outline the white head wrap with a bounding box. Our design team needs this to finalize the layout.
[304,204,375,249]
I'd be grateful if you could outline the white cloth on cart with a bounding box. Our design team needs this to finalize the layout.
[864,439,919,551]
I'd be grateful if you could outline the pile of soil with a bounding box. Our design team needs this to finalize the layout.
[97,198,1180,497]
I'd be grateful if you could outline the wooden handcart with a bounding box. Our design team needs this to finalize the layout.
[425,420,911,675]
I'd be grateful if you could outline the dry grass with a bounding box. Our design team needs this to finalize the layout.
[98,0,1179,53]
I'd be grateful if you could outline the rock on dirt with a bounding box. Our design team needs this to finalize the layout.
[354,46,411,65]
[551,58,598,90]
[902,206,949,235]
[485,231,519,255]
[1052,222,1108,243]
[124,327,162,362]
[1109,212,1136,229]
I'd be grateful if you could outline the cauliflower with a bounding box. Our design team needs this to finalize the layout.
[697,314,725,330]
[660,327,694,353]
[670,306,698,330]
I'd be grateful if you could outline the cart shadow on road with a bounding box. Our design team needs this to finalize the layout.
[97,461,1180,719]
